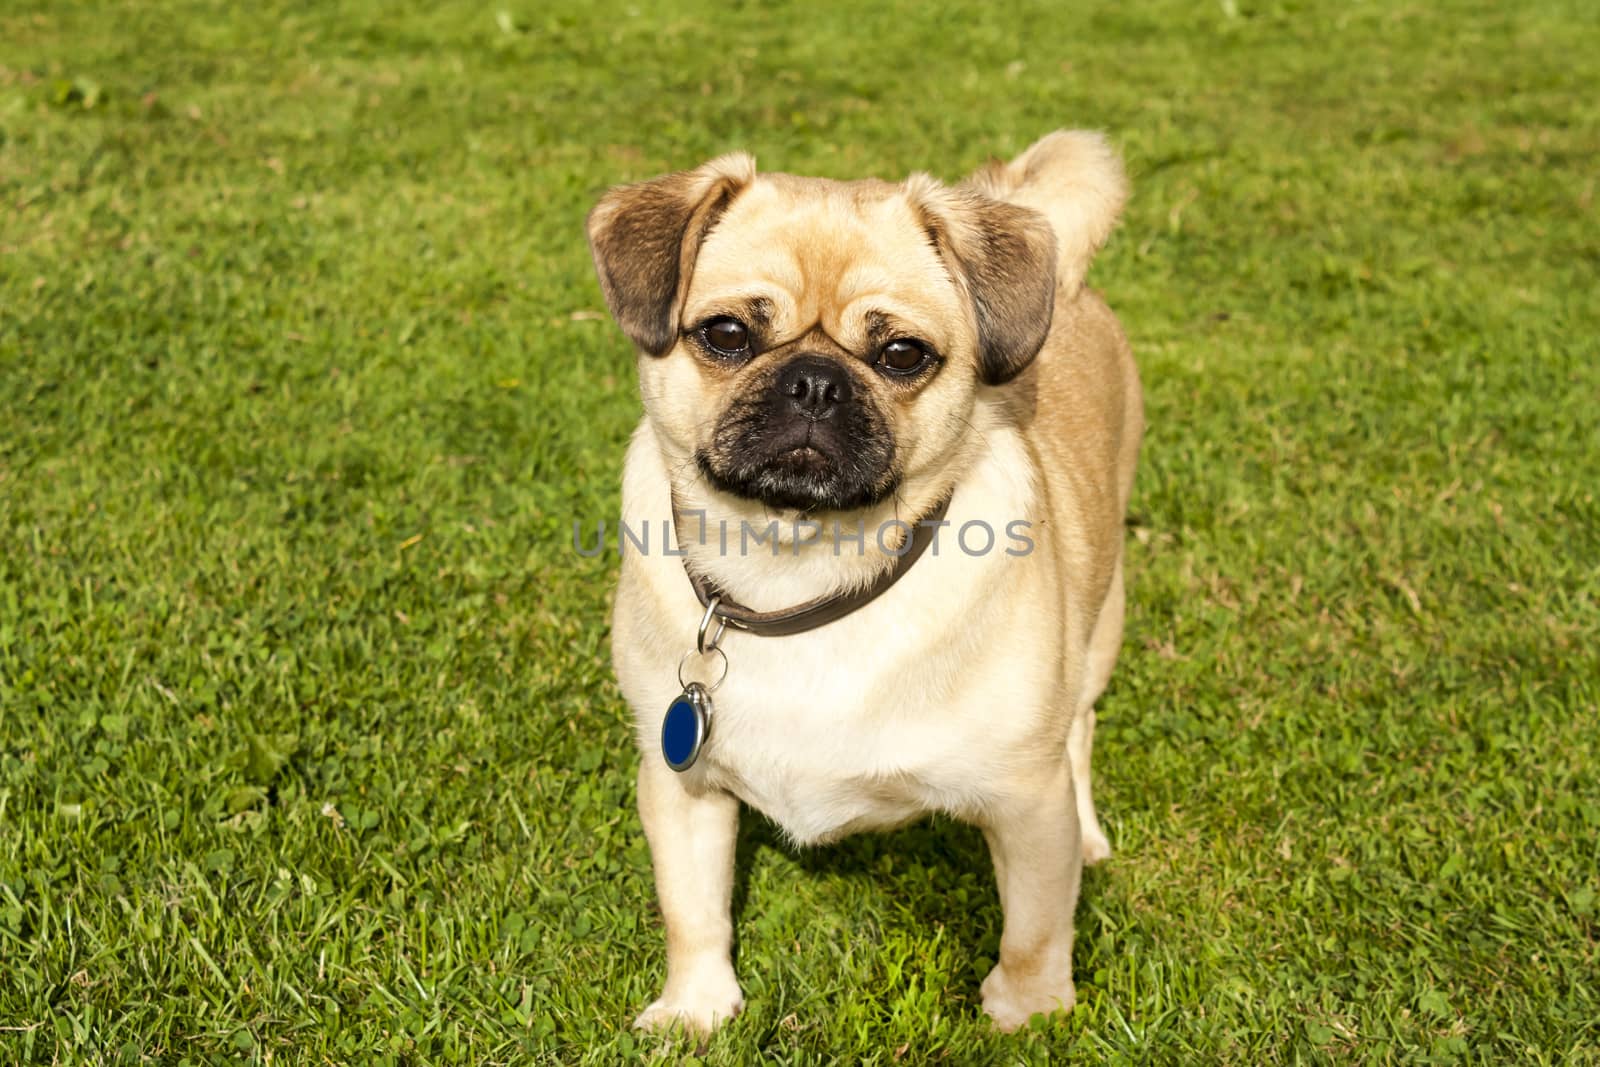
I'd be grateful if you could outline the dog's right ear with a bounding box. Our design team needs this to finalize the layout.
[961,130,1127,296]
[586,153,755,356]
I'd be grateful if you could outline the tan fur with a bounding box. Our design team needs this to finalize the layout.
[587,129,1141,1036]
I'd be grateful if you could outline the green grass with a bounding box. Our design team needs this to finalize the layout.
[2,0,1598,1062]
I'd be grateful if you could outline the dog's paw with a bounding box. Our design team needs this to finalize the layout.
[634,968,744,1039]
[1081,825,1112,866]
[980,963,1075,1033]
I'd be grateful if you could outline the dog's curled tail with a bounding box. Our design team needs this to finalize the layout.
[964,130,1128,296]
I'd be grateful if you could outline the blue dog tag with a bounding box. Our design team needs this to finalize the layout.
[661,683,712,772]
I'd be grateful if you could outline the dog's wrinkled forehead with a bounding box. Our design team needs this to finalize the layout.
[684,177,968,350]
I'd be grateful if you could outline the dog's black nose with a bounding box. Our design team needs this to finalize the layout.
[776,356,851,419]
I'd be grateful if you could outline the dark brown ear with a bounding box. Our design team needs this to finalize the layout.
[906,177,1057,385]
[586,153,755,356]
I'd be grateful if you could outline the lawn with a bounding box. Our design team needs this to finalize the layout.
[2,0,1597,1062]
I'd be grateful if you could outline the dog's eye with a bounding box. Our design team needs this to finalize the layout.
[878,339,930,374]
[701,317,750,356]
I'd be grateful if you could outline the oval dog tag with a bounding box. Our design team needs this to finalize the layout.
[661,682,712,772]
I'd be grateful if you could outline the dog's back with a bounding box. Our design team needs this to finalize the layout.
[970,133,1143,623]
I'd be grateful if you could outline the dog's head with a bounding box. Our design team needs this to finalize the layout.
[587,147,1087,514]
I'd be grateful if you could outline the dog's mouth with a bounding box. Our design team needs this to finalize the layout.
[769,442,827,476]
[696,424,898,513]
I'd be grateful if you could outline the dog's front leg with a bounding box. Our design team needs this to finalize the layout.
[633,757,744,1037]
[978,766,1082,1031]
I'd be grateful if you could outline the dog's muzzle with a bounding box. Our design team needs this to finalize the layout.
[697,354,897,512]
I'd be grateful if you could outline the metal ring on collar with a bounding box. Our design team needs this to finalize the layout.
[677,646,729,693]
[697,596,727,655]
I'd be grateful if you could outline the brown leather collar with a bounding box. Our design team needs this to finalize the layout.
[671,493,953,637]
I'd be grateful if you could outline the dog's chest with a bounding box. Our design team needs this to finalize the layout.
[689,632,1038,845]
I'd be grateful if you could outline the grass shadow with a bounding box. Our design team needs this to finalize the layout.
[729,807,1113,986]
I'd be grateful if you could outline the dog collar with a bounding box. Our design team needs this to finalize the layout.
[657,493,951,771]
[669,492,953,638]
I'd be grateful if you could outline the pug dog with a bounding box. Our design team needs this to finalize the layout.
[585,129,1141,1035]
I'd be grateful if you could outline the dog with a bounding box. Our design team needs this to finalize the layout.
[585,129,1141,1035]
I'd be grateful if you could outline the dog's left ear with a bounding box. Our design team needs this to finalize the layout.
[906,180,1057,386]
[587,153,756,356]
